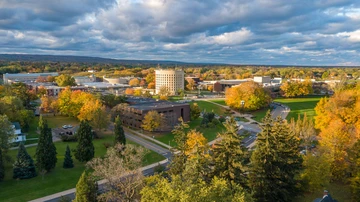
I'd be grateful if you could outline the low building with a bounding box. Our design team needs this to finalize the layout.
[118,99,190,131]
[200,79,251,92]
[3,72,59,84]
[73,74,96,85]
[103,76,135,85]
[254,76,271,84]
[10,122,26,143]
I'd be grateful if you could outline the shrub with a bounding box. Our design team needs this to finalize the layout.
[61,135,77,142]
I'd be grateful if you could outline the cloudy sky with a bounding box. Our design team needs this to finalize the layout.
[1,0,360,65]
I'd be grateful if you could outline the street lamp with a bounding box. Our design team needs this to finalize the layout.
[241,100,245,113]
[197,85,202,95]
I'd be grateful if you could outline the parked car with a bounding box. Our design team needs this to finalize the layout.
[67,124,73,128]
[62,125,68,129]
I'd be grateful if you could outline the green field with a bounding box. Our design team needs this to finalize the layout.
[155,118,225,147]
[0,135,164,202]
[274,96,324,121]
[209,99,227,106]
[192,101,227,116]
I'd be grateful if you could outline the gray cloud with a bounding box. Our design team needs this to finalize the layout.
[1,0,360,65]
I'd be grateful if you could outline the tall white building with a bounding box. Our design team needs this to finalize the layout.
[155,69,184,95]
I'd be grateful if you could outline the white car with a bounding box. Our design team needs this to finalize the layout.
[62,125,68,129]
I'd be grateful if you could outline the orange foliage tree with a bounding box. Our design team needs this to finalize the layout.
[225,81,271,111]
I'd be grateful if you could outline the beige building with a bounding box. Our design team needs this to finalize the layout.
[155,69,184,95]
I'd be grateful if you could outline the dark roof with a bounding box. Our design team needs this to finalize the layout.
[130,101,189,111]
[12,122,21,130]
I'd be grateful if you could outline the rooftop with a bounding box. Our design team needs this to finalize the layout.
[130,101,189,111]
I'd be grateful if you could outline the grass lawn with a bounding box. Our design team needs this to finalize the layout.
[154,118,225,147]
[0,134,164,202]
[294,182,351,202]
[209,99,227,106]
[192,101,227,116]
[250,107,272,122]
[274,96,324,121]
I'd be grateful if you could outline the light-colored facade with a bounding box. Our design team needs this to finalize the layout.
[155,69,184,95]
[3,72,59,84]
[254,76,271,84]
[73,74,96,85]
[10,122,26,143]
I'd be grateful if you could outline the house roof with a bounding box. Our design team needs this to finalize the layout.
[12,122,21,130]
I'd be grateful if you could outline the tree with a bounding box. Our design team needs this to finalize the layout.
[74,171,97,202]
[139,79,146,87]
[141,175,250,202]
[147,82,155,89]
[211,117,249,189]
[40,95,56,113]
[158,85,170,97]
[169,117,189,175]
[13,143,37,179]
[142,111,163,132]
[75,121,95,162]
[87,144,147,201]
[0,149,4,181]
[125,88,134,95]
[225,81,272,111]
[190,103,201,120]
[101,94,126,108]
[129,78,140,87]
[0,115,14,154]
[35,116,57,172]
[63,145,74,169]
[114,116,126,145]
[145,73,155,84]
[55,74,76,87]
[207,85,214,92]
[134,89,142,96]
[280,80,313,97]
[289,113,316,152]
[249,112,302,202]
[78,100,110,131]
[18,109,34,132]
[186,78,195,90]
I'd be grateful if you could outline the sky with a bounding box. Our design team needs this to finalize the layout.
[1,0,360,65]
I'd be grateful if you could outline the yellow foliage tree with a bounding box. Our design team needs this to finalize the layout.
[134,89,142,96]
[141,111,164,132]
[129,78,140,87]
[78,100,109,131]
[185,129,209,158]
[125,88,134,95]
[225,81,271,111]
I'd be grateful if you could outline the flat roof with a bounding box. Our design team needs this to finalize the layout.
[4,72,58,77]
[130,101,189,111]
[82,82,130,88]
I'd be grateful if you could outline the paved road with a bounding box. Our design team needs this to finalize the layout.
[125,132,172,159]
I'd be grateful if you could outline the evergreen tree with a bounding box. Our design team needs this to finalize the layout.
[249,112,302,202]
[63,145,74,169]
[13,143,37,179]
[211,117,249,189]
[74,171,97,202]
[0,149,4,181]
[114,116,126,145]
[169,117,189,175]
[35,116,57,172]
[75,121,95,162]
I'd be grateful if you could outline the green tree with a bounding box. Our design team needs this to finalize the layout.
[169,117,189,175]
[13,143,37,179]
[190,103,201,120]
[141,110,164,132]
[211,117,249,189]
[0,114,14,154]
[63,145,74,169]
[0,149,4,181]
[55,74,76,87]
[114,116,126,145]
[35,116,57,172]
[75,121,95,162]
[74,171,97,202]
[249,112,302,202]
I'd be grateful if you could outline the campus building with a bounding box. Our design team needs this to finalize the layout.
[155,69,184,95]
[3,72,59,84]
[117,98,190,131]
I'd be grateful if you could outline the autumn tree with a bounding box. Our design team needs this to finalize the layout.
[87,144,147,201]
[36,76,47,83]
[186,78,195,90]
[190,103,201,120]
[74,171,97,202]
[139,79,146,87]
[142,111,164,132]
[35,116,57,172]
[55,74,76,87]
[0,115,14,155]
[158,85,170,98]
[211,117,249,189]
[129,78,140,87]
[280,80,313,97]
[141,175,250,202]
[13,143,37,179]
[78,100,110,131]
[134,89,142,96]
[145,73,155,84]
[289,113,316,152]
[225,81,271,111]
[147,82,155,89]
[207,85,214,92]
[40,95,56,113]
[249,112,302,202]
[75,121,95,162]
[125,88,134,95]
[114,116,126,145]
[100,94,126,108]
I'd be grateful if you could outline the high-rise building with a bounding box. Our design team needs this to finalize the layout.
[155,69,184,95]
